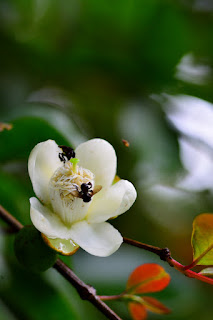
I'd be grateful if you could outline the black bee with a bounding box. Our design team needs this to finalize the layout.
[58,145,75,163]
[79,182,102,203]
[80,182,93,202]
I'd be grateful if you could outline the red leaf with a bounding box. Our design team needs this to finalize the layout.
[127,263,170,294]
[129,302,147,320]
[143,296,171,314]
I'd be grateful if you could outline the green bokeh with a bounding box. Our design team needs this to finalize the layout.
[1,0,213,319]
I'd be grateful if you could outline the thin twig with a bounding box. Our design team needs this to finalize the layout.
[0,205,23,231]
[169,258,213,285]
[123,237,171,261]
[123,237,213,286]
[0,204,122,320]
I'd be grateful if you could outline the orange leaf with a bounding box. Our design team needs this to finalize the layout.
[129,302,147,320]
[143,296,171,315]
[127,263,170,294]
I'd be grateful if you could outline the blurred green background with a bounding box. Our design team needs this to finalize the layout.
[1,0,213,319]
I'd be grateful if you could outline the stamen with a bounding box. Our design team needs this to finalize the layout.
[49,162,94,224]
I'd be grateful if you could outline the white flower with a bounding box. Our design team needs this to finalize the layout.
[28,139,137,257]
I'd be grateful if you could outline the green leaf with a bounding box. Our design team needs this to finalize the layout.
[0,170,31,225]
[0,103,87,164]
[199,268,213,277]
[191,213,213,265]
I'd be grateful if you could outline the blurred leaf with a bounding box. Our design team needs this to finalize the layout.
[192,213,213,265]
[126,263,170,294]
[142,296,171,315]
[0,122,13,132]
[0,104,86,164]
[0,170,31,225]
[0,117,68,163]
[129,302,147,320]
[0,299,16,320]
[8,103,86,147]
[128,295,170,320]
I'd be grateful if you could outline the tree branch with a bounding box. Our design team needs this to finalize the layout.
[0,205,23,231]
[2,202,213,317]
[123,237,213,286]
[123,237,171,261]
[54,259,122,320]
[0,204,122,320]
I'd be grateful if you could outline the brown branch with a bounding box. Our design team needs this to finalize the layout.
[54,259,122,320]
[0,205,23,231]
[123,237,171,261]
[0,204,122,320]
[123,237,213,286]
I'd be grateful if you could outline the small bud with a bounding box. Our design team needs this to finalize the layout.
[14,225,57,273]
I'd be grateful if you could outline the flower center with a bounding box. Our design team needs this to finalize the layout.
[49,161,95,224]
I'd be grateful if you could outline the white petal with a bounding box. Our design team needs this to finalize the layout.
[49,187,90,225]
[28,140,62,203]
[30,197,74,239]
[30,197,122,256]
[69,220,123,257]
[75,139,116,188]
[86,180,137,223]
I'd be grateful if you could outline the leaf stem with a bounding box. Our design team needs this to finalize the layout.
[98,294,125,301]
[183,243,213,271]
[169,257,213,285]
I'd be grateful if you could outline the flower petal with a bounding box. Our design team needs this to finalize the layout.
[87,180,137,223]
[30,198,122,257]
[28,140,62,204]
[69,220,123,257]
[30,197,74,239]
[75,139,116,188]
[42,234,79,256]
